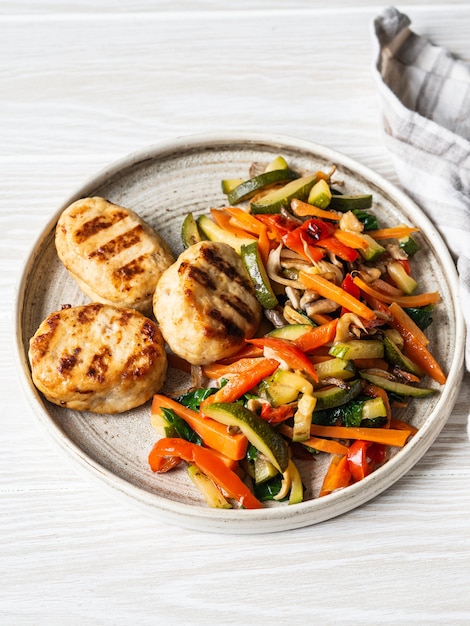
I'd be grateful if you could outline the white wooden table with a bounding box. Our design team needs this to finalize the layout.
[2,2,469,624]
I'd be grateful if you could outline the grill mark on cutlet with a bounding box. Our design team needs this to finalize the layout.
[77,303,103,324]
[187,265,217,290]
[89,224,144,261]
[200,245,252,291]
[86,347,111,384]
[30,312,61,361]
[58,347,81,377]
[205,308,245,341]
[73,209,128,244]
[219,293,253,322]
[113,255,147,289]
[122,345,159,379]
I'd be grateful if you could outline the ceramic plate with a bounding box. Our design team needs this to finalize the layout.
[15,133,465,534]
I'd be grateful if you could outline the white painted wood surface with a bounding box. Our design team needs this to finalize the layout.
[1,2,469,624]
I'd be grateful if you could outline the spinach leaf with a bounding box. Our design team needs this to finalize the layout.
[177,387,217,411]
[403,304,434,330]
[253,474,286,502]
[160,407,202,445]
[353,209,379,231]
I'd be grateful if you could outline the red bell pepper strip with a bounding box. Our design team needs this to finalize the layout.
[340,273,361,316]
[149,438,263,509]
[347,440,375,482]
[260,403,296,424]
[148,451,181,473]
[255,213,300,241]
[315,235,359,262]
[282,229,325,263]
[319,454,351,496]
[246,336,319,382]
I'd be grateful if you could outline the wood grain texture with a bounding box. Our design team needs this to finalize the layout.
[1,2,469,624]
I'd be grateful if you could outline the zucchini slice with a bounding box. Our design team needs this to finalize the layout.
[307,179,332,208]
[250,174,318,214]
[312,379,362,410]
[360,370,436,397]
[202,402,289,472]
[329,339,384,360]
[267,324,312,341]
[227,168,298,205]
[181,212,202,249]
[329,194,373,212]
[241,241,278,309]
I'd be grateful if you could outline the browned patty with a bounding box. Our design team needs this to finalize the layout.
[55,197,174,314]
[153,241,261,365]
[29,303,167,413]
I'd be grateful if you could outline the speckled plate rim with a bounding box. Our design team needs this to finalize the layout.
[14,132,465,534]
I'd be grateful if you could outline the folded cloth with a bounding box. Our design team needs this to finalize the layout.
[372,7,470,373]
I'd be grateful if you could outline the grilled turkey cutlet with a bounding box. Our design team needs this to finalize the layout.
[29,303,168,414]
[55,197,174,314]
[153,241,262,365]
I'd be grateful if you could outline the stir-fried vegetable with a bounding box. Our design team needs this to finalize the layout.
[148,155,446,509]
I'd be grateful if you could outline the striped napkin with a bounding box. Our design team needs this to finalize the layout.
[372,7,470,375]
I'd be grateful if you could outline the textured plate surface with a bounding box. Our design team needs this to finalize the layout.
[15,133,465,533]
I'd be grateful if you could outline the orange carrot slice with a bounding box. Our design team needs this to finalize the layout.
[200,358,279,407]
[292,318,338,353]
[333,229,370,250]
[291,198,341,221]
[309,424,411,447]
[151,395,248,461]
[367,226,419,240]
[353,275,440,308]
[299,271,376,321]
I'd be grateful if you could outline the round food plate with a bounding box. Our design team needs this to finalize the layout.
[14,133,465,534]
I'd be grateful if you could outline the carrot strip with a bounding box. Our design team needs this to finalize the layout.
[281,425,350,456]
[210,208,257,240]
[222,207,264,234]
[333,229,370,250]
[387,302,446,384]
[202,357,269,379]
[291,198,341,221]
[309,424,411,447]
[200,358,279,407]
[372,278,404,297]
[216,344,264,364]
[319,454,351,496]
[368,226,419,240]
[353,275,440,308]
[390,418,419,435]
[310,313,334,325]
[360,291,391,315]
[299,271,376,321]
[292,318,338,353]
[303,437,350,456]
[207,448,241,472]
[388,301,429,346]
[151,395,248,461]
